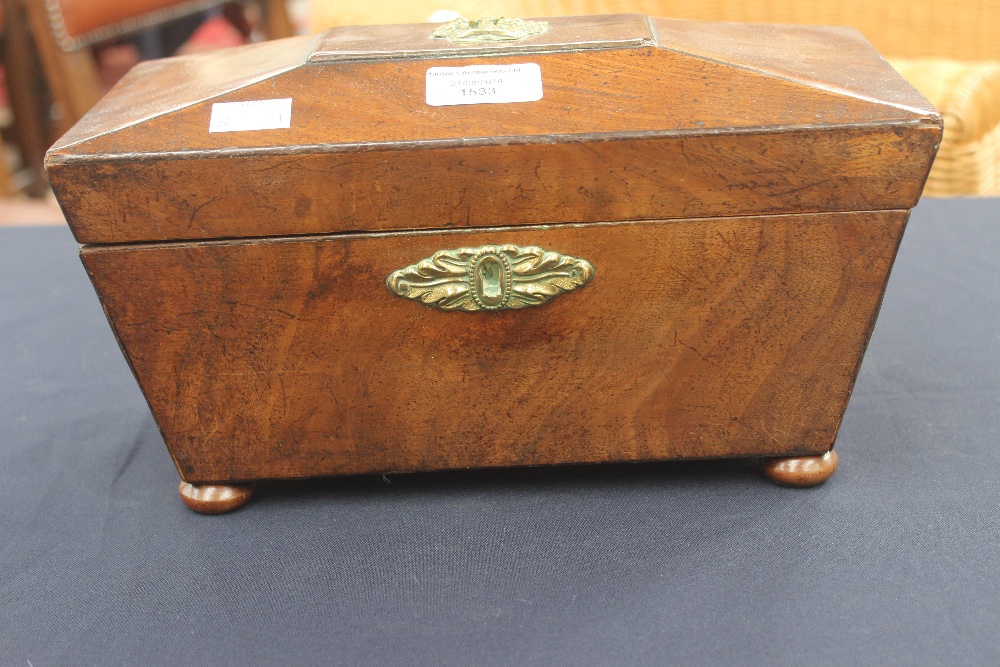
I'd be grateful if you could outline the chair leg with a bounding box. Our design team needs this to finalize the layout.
[260,0,294,39]
[0,130,11,196]
[1,0,53,195]
[224,0,293,42]
[21,0,101,135]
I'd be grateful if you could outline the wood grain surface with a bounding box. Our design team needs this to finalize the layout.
[46,16,941,244]
[54,46,921,156]
[83,211,907,483]
[55,16,938,486]
[51,124,938,244]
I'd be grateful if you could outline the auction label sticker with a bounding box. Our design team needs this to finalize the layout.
[209,98,292,133]
[426,64,543,107]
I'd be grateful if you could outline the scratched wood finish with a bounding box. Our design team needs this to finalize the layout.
[51,15,942,488]
[46,15,940,244]
[51,125,938,244]
[83,211,906,483]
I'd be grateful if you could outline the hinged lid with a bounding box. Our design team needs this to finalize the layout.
[47,14,942,245]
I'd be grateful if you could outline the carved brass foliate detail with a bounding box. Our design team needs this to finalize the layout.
[386,245,594,312]
[431,17,549,44]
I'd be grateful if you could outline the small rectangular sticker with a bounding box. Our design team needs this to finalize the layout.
[209,98,292,133]
[425,64,543,107]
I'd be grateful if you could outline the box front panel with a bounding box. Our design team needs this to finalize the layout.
[83,211,906,482]
[53,125,939,244]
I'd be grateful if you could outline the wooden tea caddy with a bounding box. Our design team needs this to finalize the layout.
[47,15,941,513]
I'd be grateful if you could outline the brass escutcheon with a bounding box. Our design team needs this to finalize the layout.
[386,244,594,312]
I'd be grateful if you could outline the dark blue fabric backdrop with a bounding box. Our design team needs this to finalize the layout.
[1,199,998,666]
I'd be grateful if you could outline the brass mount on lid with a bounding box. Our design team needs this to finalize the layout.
[431,17,550,44]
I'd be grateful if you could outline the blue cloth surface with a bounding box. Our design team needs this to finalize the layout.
[1,199,998,666]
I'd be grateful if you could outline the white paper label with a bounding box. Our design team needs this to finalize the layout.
[425,64,543,107]
[209,98,292,133]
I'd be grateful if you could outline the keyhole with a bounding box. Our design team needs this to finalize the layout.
[473,255,507,307]
[480,263,500,298]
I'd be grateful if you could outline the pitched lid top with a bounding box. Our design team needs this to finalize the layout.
[48,14,937,161]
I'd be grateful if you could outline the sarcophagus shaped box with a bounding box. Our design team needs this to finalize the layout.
[47,14,941,512]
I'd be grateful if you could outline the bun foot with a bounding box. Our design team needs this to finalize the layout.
[179,481,255,514]
[762,450,838,487]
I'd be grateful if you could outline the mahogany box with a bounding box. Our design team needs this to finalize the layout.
[46,14,942,513]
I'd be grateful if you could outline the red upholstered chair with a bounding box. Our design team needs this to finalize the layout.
[23,0,293,135]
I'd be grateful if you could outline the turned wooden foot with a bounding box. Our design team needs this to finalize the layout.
[179,481,255,514]
[762,450,838,487]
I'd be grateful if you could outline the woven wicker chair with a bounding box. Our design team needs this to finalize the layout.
[890,58,1000,196]
[309,0,1000,196]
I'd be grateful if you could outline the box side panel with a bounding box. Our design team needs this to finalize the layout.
[56,125,936,244]
[82,211,907,483]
